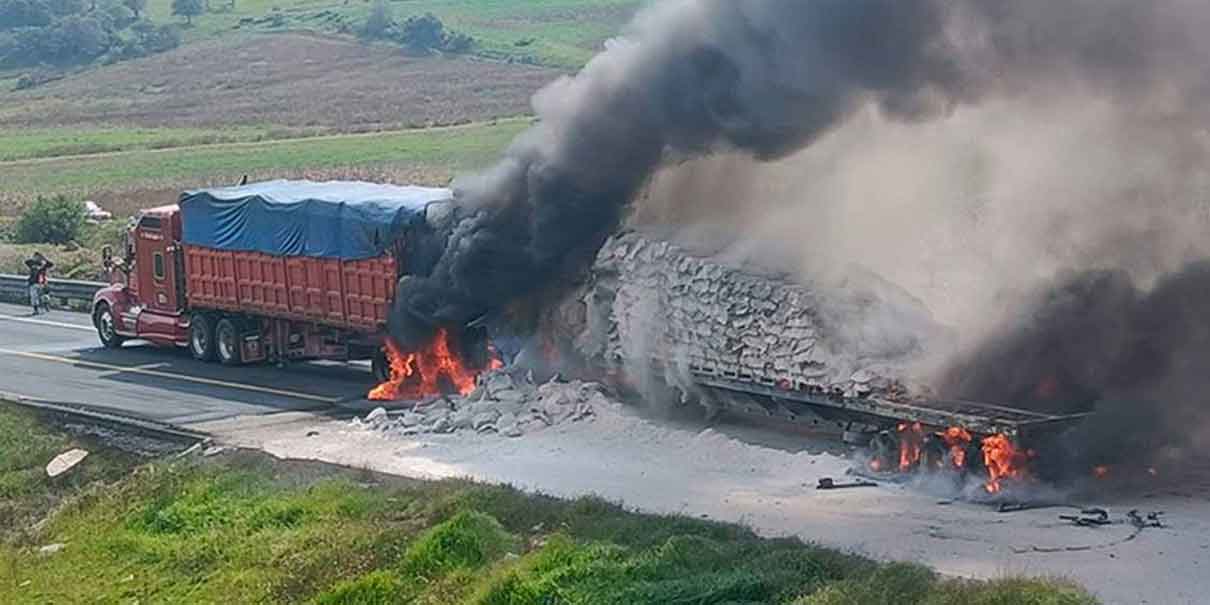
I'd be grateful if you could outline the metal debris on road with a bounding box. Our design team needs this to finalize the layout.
[1128,509,1165,529]
[817,477,877,490]
[1059,508,1112,527]
[997,501,1061,513]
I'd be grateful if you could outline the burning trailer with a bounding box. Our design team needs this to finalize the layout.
[545,232,1090,496]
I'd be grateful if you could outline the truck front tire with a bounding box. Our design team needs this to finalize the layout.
[215,318,243,366]
[189,313,217,361]
[93,303,125,349]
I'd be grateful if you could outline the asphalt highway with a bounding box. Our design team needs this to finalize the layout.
[0,301,376,425]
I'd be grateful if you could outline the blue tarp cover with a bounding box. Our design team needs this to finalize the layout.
[180,180,452,260]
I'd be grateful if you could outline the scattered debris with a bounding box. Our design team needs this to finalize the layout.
[174,441,207,459]
[46,449,88,478]
[1014,508,1169,555]
[38,543,66,555]
[355,371,602,438]
[1128,509,1165,529]
[365,407,389,425]
[997,501,1060,513]
[816,477,877,490]
[201,446,227,457]
[306,430,320,437]
[1060,508,1112,527]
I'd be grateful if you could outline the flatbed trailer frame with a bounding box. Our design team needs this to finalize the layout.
[696,375,1088,441]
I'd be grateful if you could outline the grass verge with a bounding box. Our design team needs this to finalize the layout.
[0,404,142,543]
[0,403,1098,604]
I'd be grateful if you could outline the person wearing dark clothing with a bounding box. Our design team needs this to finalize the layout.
[25,252,53,315]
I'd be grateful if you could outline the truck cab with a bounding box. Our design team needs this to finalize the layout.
[92,206,190,349]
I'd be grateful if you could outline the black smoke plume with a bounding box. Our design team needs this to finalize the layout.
[390,0,1210,349]
[940,262,1210,474]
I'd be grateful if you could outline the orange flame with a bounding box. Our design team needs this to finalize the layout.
[982,433,1029,493]
[368,329,501,401]
[898,422,924,472]
[940,427,973,469]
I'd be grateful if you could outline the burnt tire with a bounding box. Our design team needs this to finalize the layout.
[920,436,948,472]
[371,347,392,383]
[215,318,243,366]
[189,313,217,362]
[93,303,125,349]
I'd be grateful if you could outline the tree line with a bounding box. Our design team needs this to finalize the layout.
[0,0,180,71]
[361,3,474,55]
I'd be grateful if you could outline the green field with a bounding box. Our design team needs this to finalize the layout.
[0,126,287,162]
[139,0,638,68]
[0,119,529,214]
[1,404,1098,604]
[0,0,634,214]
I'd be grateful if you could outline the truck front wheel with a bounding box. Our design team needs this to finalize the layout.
[189,313,217,361]
[216,318,243,366]
[93,303,125,349]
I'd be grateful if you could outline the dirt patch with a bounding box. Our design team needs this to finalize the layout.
[0,33,560,130]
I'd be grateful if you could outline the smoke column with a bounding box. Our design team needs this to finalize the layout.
[391,0,1210,351]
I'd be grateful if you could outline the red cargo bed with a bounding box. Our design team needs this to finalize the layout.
[183,245,397,332]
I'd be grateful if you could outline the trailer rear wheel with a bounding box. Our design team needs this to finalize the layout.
[216,318,243,366]
[93,303,125,349]
[189,313,216,361]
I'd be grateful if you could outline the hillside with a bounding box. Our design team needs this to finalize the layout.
[133,0,639,68]
[0,0,638,216]
[0,33,558,133]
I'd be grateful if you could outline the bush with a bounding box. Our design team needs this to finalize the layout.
[444,31,474,53]
[13,195,85,244]
[400,13,443,53]
[402,510,516,577]
[314,570,406,605]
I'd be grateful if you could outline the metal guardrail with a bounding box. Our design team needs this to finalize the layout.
[0,274,106,309]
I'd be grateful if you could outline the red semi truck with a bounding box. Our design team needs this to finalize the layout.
[91,180,457,382]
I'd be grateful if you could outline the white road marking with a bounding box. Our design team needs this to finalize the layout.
[0,347,342,404]
[96,361,170,377]
[0,313,94,332]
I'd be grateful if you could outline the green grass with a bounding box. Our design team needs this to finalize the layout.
[0,404,140,541]
[139,0,637,68]
[0,403,1099,605]
[0,126,309,162]
[0,119,529,212]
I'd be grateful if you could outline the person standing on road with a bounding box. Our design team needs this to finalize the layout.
[25,251,53,315]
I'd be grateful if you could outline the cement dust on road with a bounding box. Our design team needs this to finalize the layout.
[194,395,1210,605]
